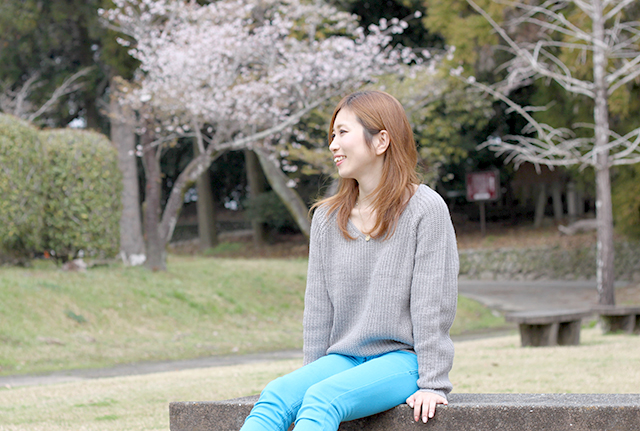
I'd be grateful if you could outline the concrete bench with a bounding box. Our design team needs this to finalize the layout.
[505,309,593,347]
[169,394,640,431]
[593,305,640,334]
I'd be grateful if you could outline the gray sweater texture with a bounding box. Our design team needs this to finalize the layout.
[303,184,459,399]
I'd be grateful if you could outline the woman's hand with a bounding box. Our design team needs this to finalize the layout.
[406,390,448,423]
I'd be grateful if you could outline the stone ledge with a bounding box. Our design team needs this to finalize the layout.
[170,393,640,431]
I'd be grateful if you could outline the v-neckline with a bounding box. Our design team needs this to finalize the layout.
[346,184,422,242]
[347,219,373,242]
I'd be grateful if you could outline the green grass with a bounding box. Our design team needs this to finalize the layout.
[450,296,506,335]
[1,328,638,430]
[0,255,506,376]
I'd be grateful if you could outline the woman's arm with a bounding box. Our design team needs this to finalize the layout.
[410,192,459,399]
[302,210,334,365]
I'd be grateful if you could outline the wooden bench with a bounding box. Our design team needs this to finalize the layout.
[505,309,593,347]
[592,305,640,334]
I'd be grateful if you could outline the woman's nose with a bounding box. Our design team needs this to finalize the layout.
[329,138,338,152]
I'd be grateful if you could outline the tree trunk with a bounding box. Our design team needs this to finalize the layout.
[110,82,145,265]
[142,130,166,271]
[158,97,327,247]
[592,0,615,305]
[534,183,546,228]
[160,151,224,249]
[194,140,218,250]
[244,149,268,247]
[254,147,311,238]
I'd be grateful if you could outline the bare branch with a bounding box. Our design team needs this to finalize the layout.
[0,72,44,118]
[466,0,595,98]
[503,0,594,42]
[573,0,594,14]
[464,76,546,138]
[608,33,640,57]
[604,0,636,22]
[26,67,94,122]
[608,68,640,95]
[607,55,640,94]
[529,40,596,52]
[13,73,42,118]
[608,127,640,161]
[611,156,640,165]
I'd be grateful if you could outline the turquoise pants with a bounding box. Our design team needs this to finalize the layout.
[240,351,420,431]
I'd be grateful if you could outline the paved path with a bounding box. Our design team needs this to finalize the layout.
[457,279,628,312]
[0,350,304,389]
[1,279,628,389]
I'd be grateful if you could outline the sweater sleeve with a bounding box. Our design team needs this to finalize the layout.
[302,209,334,365]
[410,193,459,399]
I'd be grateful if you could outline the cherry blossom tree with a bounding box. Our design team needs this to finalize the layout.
[461,0,640,305]
[102,0,423,270]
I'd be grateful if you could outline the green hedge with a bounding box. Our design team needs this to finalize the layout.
[0,114,45,256]
[0,115,122,262]
[40,129,122,261]
[612,164,640,239]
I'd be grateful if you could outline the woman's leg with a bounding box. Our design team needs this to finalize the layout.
[240,354,359,431]
[293,351,419,431]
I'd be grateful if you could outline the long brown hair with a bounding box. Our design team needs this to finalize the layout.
[313,90,420,240]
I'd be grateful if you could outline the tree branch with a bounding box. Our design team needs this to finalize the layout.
[466,0,595,98]
[604,0,636,22]
[606,54,640,94]
[26,67,94,122]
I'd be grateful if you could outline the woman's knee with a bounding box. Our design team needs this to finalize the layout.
[262,375,287,396]
[300,382,345,420]
[259,375,298,407]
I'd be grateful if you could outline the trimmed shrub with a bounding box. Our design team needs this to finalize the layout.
[0,114,45,257]
[612,164,640,239]
[40,129,122,261]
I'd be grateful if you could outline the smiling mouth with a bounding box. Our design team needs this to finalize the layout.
[334,155,346,164]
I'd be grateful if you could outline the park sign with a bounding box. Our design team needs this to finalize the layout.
[466,170,500,202]
[465,170,499,237]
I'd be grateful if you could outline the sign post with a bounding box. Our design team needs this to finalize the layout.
[466,170,500,236]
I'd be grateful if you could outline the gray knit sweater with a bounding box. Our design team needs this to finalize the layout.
[303,184,459,399]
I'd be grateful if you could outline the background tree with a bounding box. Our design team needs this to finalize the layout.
[0,0,138,128]
[462,0,640,305]
[0,0,146,265]
[103,0,426,270]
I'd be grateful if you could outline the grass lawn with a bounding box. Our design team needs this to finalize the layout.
[0,256,308,376]
[1,327,638,430]
[0,255,505,377]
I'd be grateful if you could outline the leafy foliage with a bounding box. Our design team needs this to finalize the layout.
[244,191,297,232]
[40,129,122,261]
[0,115,121,262]
[0,0,137,129]
[612,164,640,238]
[0,114,45,257]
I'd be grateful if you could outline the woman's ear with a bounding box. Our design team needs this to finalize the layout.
[374,130,390,155]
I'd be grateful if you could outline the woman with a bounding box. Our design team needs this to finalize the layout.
[240,90,458,431]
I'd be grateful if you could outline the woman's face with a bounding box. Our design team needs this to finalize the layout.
[329,108,380,181]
